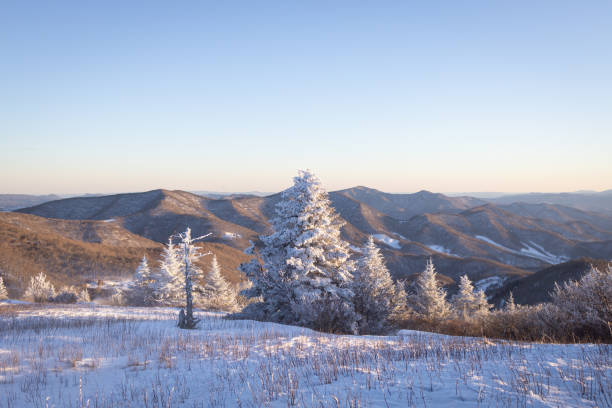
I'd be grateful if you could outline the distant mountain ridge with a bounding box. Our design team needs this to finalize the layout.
[9,186,610,295]
[336,186,487,220]
[490,191,612,215]
[0,194,62,211]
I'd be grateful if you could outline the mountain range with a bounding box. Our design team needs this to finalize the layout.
[1,187,610,304]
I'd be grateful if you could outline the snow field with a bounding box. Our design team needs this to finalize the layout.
[0,304,610,407]
[426,245,461,258]
[474,236,568,264]
[372,234,401,249]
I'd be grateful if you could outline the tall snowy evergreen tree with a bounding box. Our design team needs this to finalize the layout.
[157,238,184,306]
[0,276,8,300]
[452,274,491,321]
[409,258,452,324]
[175,227,211,329]
[353,236,407,334]
[203,255,238,312]
[239,170,359,333]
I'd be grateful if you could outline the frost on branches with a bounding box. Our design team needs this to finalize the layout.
[239,170,359,333]
[550,264,612,338]
[125,256,160,306]
[353,236,407,334]
[203,255,238,312]
[157,238,184,306]
[452,274,491,322]
[0,276,8,300]
[409,258,452,324]
[24,272,56,303]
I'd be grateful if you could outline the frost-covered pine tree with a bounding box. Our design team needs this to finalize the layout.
[472,289,491,320]
[239,170,358,333]
[452,274,491,321]
[409,258,452,324]
[0,276,8,300]
[452,275,476,319]
[157,238,184,306]
[175,227,211,329]
[202,255,238,312]
[353,236,407,334]
[24,272,56,303]
[505,291,517,313]
[126,256,159,306]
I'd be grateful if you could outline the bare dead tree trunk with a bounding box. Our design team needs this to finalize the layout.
[177,228,207,329]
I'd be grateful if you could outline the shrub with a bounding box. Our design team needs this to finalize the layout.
[50,289,78,304]
[24,272,55,303]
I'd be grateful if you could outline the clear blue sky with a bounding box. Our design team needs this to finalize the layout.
[1,1,611,195]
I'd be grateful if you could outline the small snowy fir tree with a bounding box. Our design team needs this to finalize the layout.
[202,255,238,312]
[472,289,491,320]
[239,170,358,333]
[77,288,91,303]
[504,291,517,313]
[452,274,491,321]
[500,291,522,338]
[126,256,159,306]
[175,227,211,329]
[0,276,8,300]
[24,272,56,303]
[410,258,452,324]
[157,238,184,306]
[353,236,407,334]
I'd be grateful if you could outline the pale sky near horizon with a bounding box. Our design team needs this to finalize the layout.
[1,1,611,195]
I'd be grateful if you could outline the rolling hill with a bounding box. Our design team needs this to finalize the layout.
[489,258,612,306]
[0,194,62,211]
[490,191,612,215]
[0,212,250,298]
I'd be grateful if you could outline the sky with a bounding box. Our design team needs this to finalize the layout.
[1,1,611,195]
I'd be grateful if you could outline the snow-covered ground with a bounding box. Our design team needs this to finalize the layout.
[474,235,568,264]
[223,231,242,240]
[0,305,610,407]
[520,241,569,264]
[348,245,363,253]
[373,234,401,249]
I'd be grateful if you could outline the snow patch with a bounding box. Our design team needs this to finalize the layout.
[426,245,461,257]
[474,276,505,294]
[0,299,31,305]
[520,241,569,264]
[474,235,515,253]
[373,234,401,249]
[223,232,242,240]
[103,218,116,223]
[349,245,363,253]
[474,235,567,264]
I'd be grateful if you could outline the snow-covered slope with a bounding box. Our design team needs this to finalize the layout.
[475,235,569,264]
[373,233,401,249]
[0,305,609,407]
